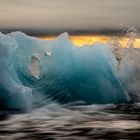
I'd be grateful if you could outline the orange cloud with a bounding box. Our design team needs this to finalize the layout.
[40,35,140,48]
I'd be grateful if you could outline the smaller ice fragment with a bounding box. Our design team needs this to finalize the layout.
[44,48,52,56]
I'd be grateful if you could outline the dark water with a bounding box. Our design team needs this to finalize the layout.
[0,103,140,140]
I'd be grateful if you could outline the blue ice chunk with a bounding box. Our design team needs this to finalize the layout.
[0,32,130,112]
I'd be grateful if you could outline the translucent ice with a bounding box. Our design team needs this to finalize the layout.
[0,32,32,111]
[0,31,136,111]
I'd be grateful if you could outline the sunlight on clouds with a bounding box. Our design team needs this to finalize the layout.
[40,35,140,48]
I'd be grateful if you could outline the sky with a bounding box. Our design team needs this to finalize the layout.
[0,0,140,35]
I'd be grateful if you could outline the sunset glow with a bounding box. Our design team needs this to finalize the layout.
[40,35,140,48]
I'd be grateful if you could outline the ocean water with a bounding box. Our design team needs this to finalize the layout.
[0,103,140,139]
[0,31,140,139]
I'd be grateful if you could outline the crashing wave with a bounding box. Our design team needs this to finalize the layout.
[0,31,139,111]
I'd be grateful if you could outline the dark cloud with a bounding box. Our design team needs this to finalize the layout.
[0,0,140,32]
